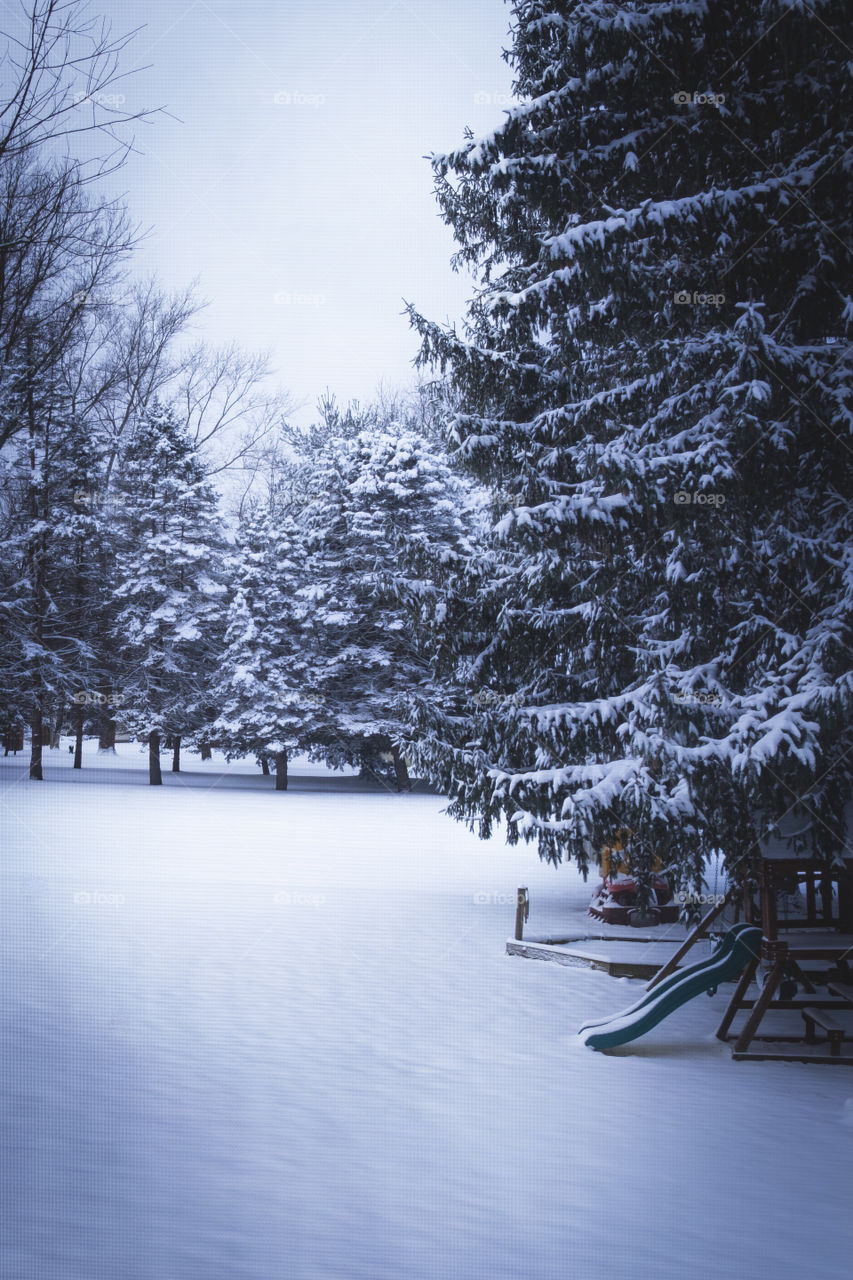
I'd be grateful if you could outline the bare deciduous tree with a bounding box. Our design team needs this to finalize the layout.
[0,0,161,175]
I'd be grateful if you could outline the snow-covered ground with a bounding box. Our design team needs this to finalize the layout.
[2,742,851,1280]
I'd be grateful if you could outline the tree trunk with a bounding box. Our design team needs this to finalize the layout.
[274,749,288,791]
[200,741,212,760]
[29,710,43,780]
[172,736,181,772]
[391,745,410,792]
[25,333,46,783]
[73,702,84,769]
[50,696,66,748]
[260,756,270,776]
[148,730,163,786]
[99,717,116,752]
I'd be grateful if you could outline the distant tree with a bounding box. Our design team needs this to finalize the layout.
[0,325,111,778]
[215,397,473,790]
[294,405,472,787]
[214,502,317,791]
[0,0,158,453]
[109,403,228,784]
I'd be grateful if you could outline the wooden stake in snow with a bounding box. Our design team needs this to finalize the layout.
[515,887,529,941]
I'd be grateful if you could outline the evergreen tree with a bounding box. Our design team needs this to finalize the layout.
[406,0,853,897]
[215,400,472,790]
[214,501,317,791]
[295,408,472,787]
[110,403,228,784]
[0,337,109,778]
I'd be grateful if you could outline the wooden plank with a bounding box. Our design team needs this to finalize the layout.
[732,1049,853,1066]
[728,997,852,1011]
[505,940,661,979]
[523,932,684,945]
[608,961,662,979]
[801,1006,848,1033]
[506,941,608,970]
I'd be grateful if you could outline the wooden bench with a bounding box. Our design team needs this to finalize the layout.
[801,1007,847,1056]
[827,982,853,1006]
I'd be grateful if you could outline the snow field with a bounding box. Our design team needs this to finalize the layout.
[1,745,851,1280]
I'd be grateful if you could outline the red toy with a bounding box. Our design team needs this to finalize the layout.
[588,831,679,926]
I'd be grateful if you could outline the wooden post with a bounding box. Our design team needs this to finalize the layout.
[515,886,529,941]
[171,736,181,772]
[838,869,853,933]
[805,870,816,923]
[733,943,786,1054]
[761,862,778,941]
[716,952,760,1042]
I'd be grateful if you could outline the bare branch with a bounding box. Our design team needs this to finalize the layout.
[0,0,165,178]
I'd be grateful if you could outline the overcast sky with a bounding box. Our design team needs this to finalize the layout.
[92,0,515,420]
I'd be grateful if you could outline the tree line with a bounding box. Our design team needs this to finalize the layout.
[2,0,851,906]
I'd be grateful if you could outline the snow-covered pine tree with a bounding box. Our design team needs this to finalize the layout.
[0,335,111,778]
[292,402,472,788]
[406,0,853,899]
[213,499,318,791]
[110,403,228,784]
[47,405,113,768]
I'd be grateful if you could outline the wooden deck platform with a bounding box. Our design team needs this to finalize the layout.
[506,935,686,979]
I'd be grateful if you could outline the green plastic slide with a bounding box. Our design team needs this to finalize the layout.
[579,921,758,1035]
[582,924,763,1051]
